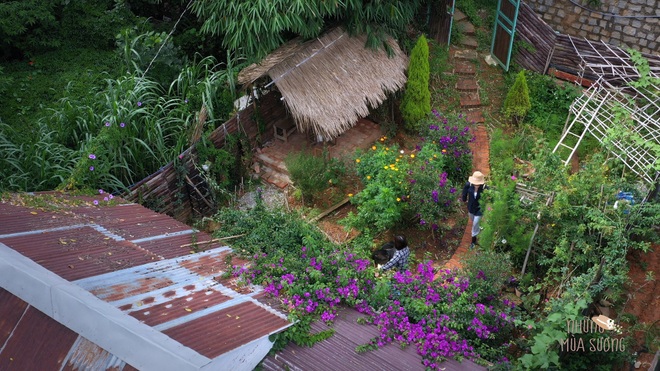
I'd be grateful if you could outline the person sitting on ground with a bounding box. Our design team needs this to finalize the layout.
[379,235,410,272]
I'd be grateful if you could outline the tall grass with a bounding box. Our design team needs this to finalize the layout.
[0,52,241,194]
[0,123,77,191]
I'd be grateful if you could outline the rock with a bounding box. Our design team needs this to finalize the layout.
[484,54,498,66]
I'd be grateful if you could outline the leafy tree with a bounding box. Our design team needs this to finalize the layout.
[503,70,531,124]
[400,35,430,130]
[0,0,59,57]
[190,0,422,60]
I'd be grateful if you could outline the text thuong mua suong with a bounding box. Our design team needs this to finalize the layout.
[560,318,625,353]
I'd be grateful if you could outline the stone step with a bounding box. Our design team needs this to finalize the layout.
[257,164,292,189]
[454,9,467,23]
[460,36,478,49]
[456,79,479,92]
[453,49,478,60]
[459,92,481,109]
[465,110,485,124]
[454,62,476,76]
[255,153,288,175]
[459,22,476,36]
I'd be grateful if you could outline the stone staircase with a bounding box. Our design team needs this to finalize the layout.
[452,10,485,125]
[253,149,292,189]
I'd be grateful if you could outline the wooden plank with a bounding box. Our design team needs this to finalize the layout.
[310,198,350,222]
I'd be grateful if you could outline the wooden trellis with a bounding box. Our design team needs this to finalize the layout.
[553,36,660,185]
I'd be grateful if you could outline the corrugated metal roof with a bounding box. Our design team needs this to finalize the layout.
[0,192,291,371]
[0,293,79,370]
[0,288,137,371]
[262,308,487,371]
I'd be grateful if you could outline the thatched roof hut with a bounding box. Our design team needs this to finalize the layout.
[238,27,409,139]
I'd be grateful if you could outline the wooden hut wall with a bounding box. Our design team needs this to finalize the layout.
[513,2,557,74]
[124,90,290,222]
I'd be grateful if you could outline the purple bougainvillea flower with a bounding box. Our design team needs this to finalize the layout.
[511,175,517,180]
[103,197,109,202]
[88,154,96,160]
[98,189,104,194]
[120,122,125,128]
[137,101,142,107]
[93,200,99,205]
[108,194,114,199]
[89,166,94,171]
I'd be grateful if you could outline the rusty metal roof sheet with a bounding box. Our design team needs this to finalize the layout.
[262,307,487,371]
[0,288,136,371]
[0,192,291,371]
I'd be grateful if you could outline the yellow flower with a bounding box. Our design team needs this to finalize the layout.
[372,146,377,150]
[397,198,401,202]
[380,138,385,142]
[384,165,388,169]
[386,147,389,151]
[383,136,387,139]
[355,158,361,163]
[442,149,447,153]
[329,179,333,184]
[434,154,438,157]
[410,154,415,158]
[348,193,353,197]
[396,159,400,162]
[367,175,371,180]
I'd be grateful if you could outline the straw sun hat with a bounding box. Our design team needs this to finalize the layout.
[468,171,486,185]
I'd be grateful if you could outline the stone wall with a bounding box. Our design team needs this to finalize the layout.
[523,0,659,54]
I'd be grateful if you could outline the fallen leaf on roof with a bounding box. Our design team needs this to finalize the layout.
[185,308,192,312]
[30,211,37,215]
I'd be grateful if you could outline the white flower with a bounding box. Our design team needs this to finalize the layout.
[501,239,507,244]
[202,164,210,172]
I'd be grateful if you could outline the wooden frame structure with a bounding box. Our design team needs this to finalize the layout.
[553,37,660,185]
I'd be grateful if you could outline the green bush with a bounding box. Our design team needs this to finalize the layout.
[285,148,345,203]
[478,180,531,266]
[400,35,430,130]
[461,248,513,301]
[503,70,531,124]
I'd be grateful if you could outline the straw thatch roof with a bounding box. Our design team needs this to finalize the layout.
[237,27,409,139]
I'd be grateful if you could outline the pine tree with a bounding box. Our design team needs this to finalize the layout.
[400,35,431,130]
[503,70,531,125]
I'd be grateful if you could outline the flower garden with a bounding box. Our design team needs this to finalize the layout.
[1,1,658,370]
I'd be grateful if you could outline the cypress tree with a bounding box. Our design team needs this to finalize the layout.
[400,35,431,130]
[503,70,531,125]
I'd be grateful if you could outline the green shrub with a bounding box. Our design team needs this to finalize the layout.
[400,35,430,130]
[344,141,408,233]
[503,70,531,124]
[285,148,345,203]
[478,180,531,266]
[461,248,513,301]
